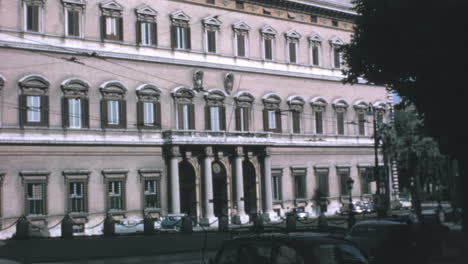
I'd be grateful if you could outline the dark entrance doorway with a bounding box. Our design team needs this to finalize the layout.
[212,162,228,217]
[179,160,197,218]
[243,160,258,218]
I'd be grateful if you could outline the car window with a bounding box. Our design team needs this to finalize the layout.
[216,243,238,264]
[272,244,304,264]
[336,244,369,264]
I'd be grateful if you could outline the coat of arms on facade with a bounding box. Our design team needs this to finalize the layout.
[224,72,234,94]
[193,69,204,92]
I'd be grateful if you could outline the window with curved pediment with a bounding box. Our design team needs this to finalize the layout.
[100,81,127,129]
[332,99,349,135]
[311,97,328,135]
[262,93,282,132]
[205,90,226,131]
[287,95,305,134]
[18,74,49,128]
[354,101,369,136]
[234,92,254,132]
[61,78,89,129]
[136,84,161,129]
[172,86,195,130]
[373,102,387,124]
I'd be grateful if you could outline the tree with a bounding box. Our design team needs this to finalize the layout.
[379,109,444,222]
[343,0,468,233]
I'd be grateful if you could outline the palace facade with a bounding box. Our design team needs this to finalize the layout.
[0,0,393,237]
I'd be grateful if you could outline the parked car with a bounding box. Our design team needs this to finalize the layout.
[286,208,309,220]
[339,200,373,215]
[210,232,370,264]
[160,213,187,230]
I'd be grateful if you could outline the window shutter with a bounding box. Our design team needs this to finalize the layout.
[100,100,107,128]
[136,21,141,44]
[137,101,143,128]
[312,46,319,65]
[289,42,296,63]
[237,34,245,56]
[263,109,269,131]
[243,107,250,131]
[100,16,106,40]
[154,101,161,129]
[219,106,226,131]
[275,110,282,133]
[40,95,49,127]
[62,97,69,128]
[118,17,124,41]
[151,22,158,46]
[177,104,184,129]
[205,105,211,130]
[119,100,126,128]
[292,111,300,133]
[185,27,191,50]
[73,11,80,36]
[19,95,27,127]
[81,97,89,128]
[170,25,177,48]
[68,11,74,35]
[235,107,241,131]
[188,104,195,129]
[315,111,323,134]
[27,6,33,31]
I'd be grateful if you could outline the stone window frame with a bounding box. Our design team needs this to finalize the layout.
[232,21,251,58]
[61,77,90,129]
[291,166,307,200]
[287,95,305,134]
[373,101,388,124]
[63,169,90,217]
[330,35,345,69]
[202,15,222,54]
[99,80,127,129]
[18,74,50,128]
[172,86,196,130]
[353,100,370,136]
[135,4,158,46]
[332,98,349,136]
[170,10,191,50]
[22,0,46,33]
[20,170,50,218]
[260,25,277,61]
[138,168,163,214]
[136,84,162,130]
[99,0,124,42]
[262,93,282,133]
[204,89,227,131]
[234,91,254,132]
[336,164,351,198]
[310,96,328,135]
[314,165,330,197]
[357,164,372,195]
[102,169,128,215]
[308,32,323,66]
[62,0,86,38]
[285,30,301,64]
[271,168,283,202]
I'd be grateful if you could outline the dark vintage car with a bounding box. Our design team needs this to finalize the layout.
[210,232,370,264]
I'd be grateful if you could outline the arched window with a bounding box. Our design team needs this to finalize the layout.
[136,84,161,129]
[18,74,50,127]
[99,81,127,129]
[234,91,254,132]
[61,78,90,129]
[172,86,195,130]
[204,89,226,131]
[287,95,305,134]
[332,98,349,135]
[373,101,388,124]
[262,93,282,132]
[311,97,328,135]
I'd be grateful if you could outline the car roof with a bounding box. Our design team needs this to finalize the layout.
[353,220,406,227]
[230,232,350,245]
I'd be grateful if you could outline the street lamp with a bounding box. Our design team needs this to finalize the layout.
[347,177,355,228]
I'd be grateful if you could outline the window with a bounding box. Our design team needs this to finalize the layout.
[333,99,348,135]
[136,5,158,46]
[24,0,44,32]
[170,11,191,50]
[20,170,49,216]
[337,111,345,135]
[235,92,254,131]
[206,0,215,4]
[272,173,282,201]
[316,169,329,197]
[233,21,250,57]
[137,84,161,129]
[203,16,221,53]
[235,0,244,9]
[330,36,345,69]
[359,167,371,195]
[294,175,306,199]
[358,112,366,135]
[263,8,271,15]
[261,25,277,61]
[263,93,282,132]
[333,46,342,68]
[69,182,85,212]
[63,169,90,215]
[19,75,49,127]
[63,1,86,37]
[61,78,90,129]
[173,86,195,130]
[207,30,216,52]
[100,81,127,129]
[144,179,160,208]
[285,30,301,64]
[308,33,323,66]
[236,33,246,56]
[103,169,128,213]
[315,111,323,134]
[311,98,327,135]
[100,1,124,41]
[289,42,297,63]
[292,111,301,133]
[338,168,351,196]
[67,10,80,37]
[108,181,123,210]
[332,20,339,27]
[205,90,226,131]
[288,96,304,134]
[310,15,318,23]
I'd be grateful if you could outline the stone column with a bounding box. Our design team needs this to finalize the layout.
[234,147,248,224]
[263,148,275,220]
[170,146,181,214]
[203,146,216,225]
